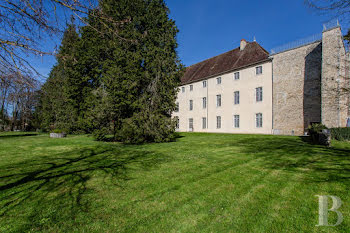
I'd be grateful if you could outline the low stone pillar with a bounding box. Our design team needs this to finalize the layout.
[50,133,67,138]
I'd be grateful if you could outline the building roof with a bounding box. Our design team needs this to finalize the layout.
[181,41,270,85]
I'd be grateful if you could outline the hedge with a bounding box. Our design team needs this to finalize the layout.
[330,127,350,141]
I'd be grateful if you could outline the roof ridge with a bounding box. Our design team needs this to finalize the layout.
[181,41,270,85]
[252,41,269,54]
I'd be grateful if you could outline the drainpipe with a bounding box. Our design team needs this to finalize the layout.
[337,78,340,127]
[271,57,274,134]
[206,79,209,131]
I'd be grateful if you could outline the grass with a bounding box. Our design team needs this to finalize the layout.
[0,132,350,232]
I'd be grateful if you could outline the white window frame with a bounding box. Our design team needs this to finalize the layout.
[256,66,262,75]
[256,113,263,128]
[234,72,240,80]
[189,100,193,111]
[256,87,263,102]
[234,115,240,128]
[202,97,207,109]
[189,118,193,131]
[216,116,221,129]
[234,91,240,105]
[216,94,222,107]
[190,85,193,91]
[216,77,221,84]
[182,87,185,93]
[203,81,207,88]
[202,117,207,129]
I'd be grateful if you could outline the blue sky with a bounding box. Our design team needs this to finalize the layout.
[34,0,348,79]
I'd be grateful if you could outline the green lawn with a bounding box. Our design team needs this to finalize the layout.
[0,132,349,232]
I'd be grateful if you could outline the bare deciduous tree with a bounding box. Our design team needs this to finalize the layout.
[305,0,350,20]
[0,71,39,131]
[0,0,131,79]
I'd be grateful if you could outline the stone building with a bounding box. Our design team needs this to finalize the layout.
[173,23,349,135]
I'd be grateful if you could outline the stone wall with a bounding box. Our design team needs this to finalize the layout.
[271,42,322,135]
[321,27,348,128]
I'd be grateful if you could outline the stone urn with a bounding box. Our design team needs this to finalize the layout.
[50,133,67,138]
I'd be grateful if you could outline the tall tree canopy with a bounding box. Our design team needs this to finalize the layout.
[38,0,183,143]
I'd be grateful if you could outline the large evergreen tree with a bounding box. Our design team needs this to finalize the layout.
[39,23,82,132]
[80,0,183,142]
[38,0,183,143]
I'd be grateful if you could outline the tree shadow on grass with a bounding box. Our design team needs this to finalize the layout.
[0,144,170,231]
[230,136,350,185]
[0,133,38,139]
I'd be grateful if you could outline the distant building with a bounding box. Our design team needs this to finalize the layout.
[173,22,349,135]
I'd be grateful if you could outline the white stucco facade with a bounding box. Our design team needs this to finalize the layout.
[173,61,273,134]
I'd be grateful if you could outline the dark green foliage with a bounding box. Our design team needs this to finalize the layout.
[38,23,82,133]
[344,29,350,44]
[92,129,108,141]
[330,127,350,141]
[307,123,327,135]
[307,123,328,144]
[119,109,177,144]
[51,129,64,134]
[38,0,182,143]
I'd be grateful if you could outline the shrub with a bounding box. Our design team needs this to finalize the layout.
[51,129,64,134]
[92,128,108,141]
[119,110,176,144]
[307,123,328,144]
[308,123,327,135]
[330,127,350,141]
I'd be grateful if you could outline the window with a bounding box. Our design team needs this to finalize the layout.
[256,87,263,102]
[175,102,179,112]
[216,116,221,129]
[234,72,240,80]
[202,117,207,129]
[256,66,262,75]
[234,91,240,105]
[216,94,222,107]
[202,97,207,109]
[216,77,221,84]
[189,118,193,130]
[182,87,185,93]
[189,100,193,111]
[190,85,193,91]
[203,81,207,88]
[234,115,240,128]
[175,117,179,129]
[256,113,263,128]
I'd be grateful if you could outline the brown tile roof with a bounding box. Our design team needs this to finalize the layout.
[181,41,270,85]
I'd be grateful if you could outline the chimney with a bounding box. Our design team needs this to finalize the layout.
[240,39,247,51]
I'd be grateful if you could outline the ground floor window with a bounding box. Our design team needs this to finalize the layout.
[175,117,179,129]
[202,117,207,129]
[189,118,193,130]
[234,115,240,128]
[216,116,221,129]
[256,113,263,128]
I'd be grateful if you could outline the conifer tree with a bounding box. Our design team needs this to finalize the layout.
[39,0,183,142]
[39,23,81,132]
